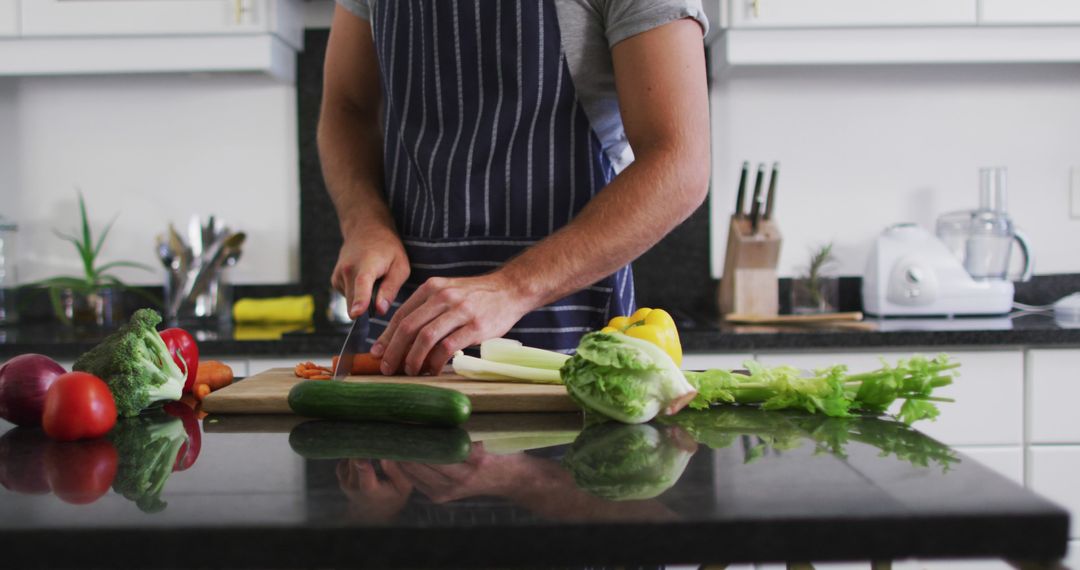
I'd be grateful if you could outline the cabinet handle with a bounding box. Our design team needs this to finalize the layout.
[751,0,760,19]
[234,0,253,25]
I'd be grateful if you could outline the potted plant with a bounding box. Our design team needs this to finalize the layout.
[34,192,154,326]
[791,242,839,314]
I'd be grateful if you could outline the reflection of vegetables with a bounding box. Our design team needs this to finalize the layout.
[288,380,472,426]
[560,332,697,424]
[289,420,471,464]
[159,328,199,394]
[74,308,186,417]
[563,422,696,501]
[108,412,188,512]
[0,354,66,427]
[0,427,53,494]
[452,339,567,384]
[684,354,958,424]
[42,372,117,441]
[44,438,119,505]
[162,401,202,471]
[659,407,959,471]
[601,308,683,366]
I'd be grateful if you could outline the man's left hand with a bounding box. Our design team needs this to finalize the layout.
[370,273,532,375]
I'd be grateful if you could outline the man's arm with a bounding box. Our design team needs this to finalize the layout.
[319,5,411,318]
[374,18,710,375]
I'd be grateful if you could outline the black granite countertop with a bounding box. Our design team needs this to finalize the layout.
[0,407,1068,568]
[2,312,1079,360]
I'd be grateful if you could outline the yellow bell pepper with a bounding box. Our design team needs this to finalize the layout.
[601,308,682,366]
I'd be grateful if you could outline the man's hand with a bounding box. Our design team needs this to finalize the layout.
[332,229,411,318]
[370,274,533,375]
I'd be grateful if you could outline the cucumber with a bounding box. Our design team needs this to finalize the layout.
[288,420,472,464]
[286,380,472,426]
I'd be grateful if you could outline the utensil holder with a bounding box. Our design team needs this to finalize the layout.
[165,268,233,326]
[719,216,782,318]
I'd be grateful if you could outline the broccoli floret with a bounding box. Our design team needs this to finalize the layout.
[74,308,186,417]
[108,412,187,513]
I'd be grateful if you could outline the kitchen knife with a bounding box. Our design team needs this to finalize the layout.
[763,162,779,220]
[331,281,379,380]
[734,161,749,217]
[748,163,765,233]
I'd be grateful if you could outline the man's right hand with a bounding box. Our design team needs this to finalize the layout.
[332,229,411,318]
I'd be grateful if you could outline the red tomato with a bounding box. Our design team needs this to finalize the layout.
[41,372,117,442]
[44,438,118,504]
[160,328,199,393]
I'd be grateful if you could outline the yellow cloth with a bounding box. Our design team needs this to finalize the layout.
[232,295,314,324]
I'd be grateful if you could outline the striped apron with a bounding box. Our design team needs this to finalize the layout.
[367,0,635,353]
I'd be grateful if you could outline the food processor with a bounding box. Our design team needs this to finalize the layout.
[863,167,1033,317]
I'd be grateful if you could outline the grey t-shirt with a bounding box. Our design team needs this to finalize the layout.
[335,0,708,175]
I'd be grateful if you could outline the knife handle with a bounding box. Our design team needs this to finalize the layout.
[764,162,779,220]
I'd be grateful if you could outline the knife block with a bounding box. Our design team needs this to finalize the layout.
[719,215,782,318]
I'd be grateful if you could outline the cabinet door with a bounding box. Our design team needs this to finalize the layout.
[20,0,269,37]
[1029,349,1080,444]
[1029,446,1080,539]
[681,353,755,371]
[0,0,16,36]
[730,0,977,28]
[980,0,1080,24]
[754,350,1023,446]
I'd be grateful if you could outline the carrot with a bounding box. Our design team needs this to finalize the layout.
[193,383,211,401]
[331,352,383,375]
[196,360,234,391]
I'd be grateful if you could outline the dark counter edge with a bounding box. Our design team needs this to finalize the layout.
[0,510,1068,568]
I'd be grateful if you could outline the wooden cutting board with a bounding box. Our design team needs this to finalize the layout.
[201,368,579,414]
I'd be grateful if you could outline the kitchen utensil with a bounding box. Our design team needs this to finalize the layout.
[201,368,579,414]
[735,161,749,217]
[748,163,764,229]
[719,208,782,317]
[936,167,1033,282]
[862,224,1014,317]
[331,280,379,380]
[0,216,18,324]
[725,311,863,324]
[763,162,779,220]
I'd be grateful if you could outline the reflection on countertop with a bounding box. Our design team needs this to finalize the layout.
[0,407,1067,567]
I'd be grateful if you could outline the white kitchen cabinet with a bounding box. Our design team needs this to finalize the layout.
[754,350,1024,446]
[0,0,17,36]
[1029,446,1080,539]
[0,0,302,80]
[1028,349,1080,444]
[979,0,1080,24]
[728,0,977,28]
[20,0,301,49]
[953,446,1024,485]
[682,352,754,371]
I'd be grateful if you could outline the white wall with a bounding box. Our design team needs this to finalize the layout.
[709,63,1080,278]
[0,73,299,286]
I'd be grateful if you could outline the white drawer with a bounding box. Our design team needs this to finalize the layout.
[681,353,754,371]
[755,350,1024,446]
[952,446,1023,486]
[1029,445,1080,540]
[1028,349,1080,444]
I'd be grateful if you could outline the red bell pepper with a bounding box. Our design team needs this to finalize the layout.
[44,438,118,504]
[41,372,117,442]
[162,401,202,471]
[160,328,199,393]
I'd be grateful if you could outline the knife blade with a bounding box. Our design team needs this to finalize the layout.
[763,161,779,220]
[734,161,749,217]
[331,281,379,380]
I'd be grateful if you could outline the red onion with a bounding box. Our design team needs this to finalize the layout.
[0,354,67,427]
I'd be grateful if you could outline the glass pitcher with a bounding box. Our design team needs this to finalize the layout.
[0,216,17,324]
[936,167,1033,282]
